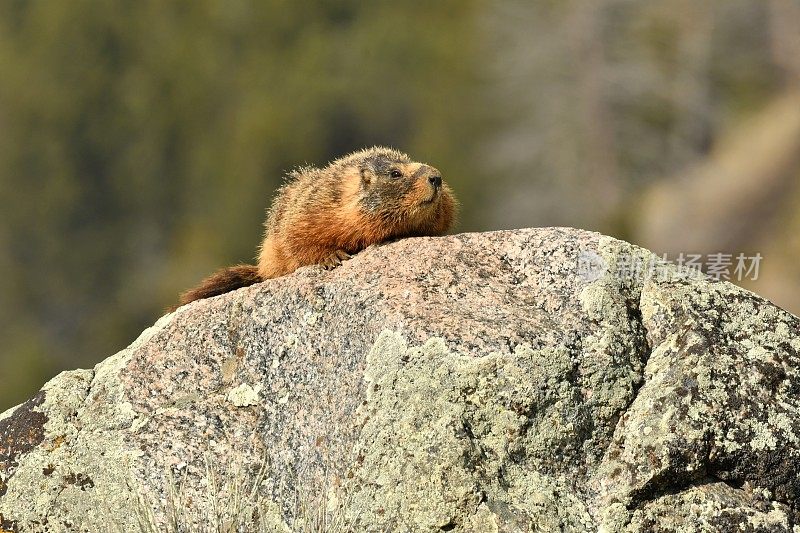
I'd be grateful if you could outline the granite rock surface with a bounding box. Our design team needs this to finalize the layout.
[1,228,798,532]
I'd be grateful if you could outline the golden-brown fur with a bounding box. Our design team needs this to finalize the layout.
[177,147,457,307]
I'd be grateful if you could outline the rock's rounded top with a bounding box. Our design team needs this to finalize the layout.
[1,227,798,532]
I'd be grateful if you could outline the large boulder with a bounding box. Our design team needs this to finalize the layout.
[0,228,798,532]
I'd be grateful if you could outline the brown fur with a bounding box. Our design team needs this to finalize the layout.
[176,147,457,307]
[176,265,261,308]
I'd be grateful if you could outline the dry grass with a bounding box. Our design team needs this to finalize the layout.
[111,454,352,533]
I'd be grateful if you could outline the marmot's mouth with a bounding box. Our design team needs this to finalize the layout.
[420,189,439,205]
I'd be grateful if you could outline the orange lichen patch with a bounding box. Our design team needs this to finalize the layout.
[45,435,66,452]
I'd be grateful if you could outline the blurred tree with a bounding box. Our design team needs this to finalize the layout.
[477,0,800,314]
[478,0,785,233]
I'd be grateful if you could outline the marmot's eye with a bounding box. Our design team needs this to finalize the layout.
[389,169,403,178]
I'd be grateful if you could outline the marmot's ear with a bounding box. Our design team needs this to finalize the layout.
[360,167,373,187]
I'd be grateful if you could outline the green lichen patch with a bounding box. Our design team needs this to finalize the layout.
[596,266,800,529]
[342,331,595,532]
[626,482,794,533]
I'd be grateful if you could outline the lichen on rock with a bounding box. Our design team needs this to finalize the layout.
[343,330,594,532]
[0,228,798,532]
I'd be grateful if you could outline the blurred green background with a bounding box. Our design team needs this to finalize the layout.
[1,0,799,411]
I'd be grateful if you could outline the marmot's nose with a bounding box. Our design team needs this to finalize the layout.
[429,175,442,188]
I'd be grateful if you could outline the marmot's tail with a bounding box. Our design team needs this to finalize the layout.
[176,264,262,308]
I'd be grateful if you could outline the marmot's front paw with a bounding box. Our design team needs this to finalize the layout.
[320,249,352,270]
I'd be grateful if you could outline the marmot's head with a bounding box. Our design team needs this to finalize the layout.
[337,146,457,237]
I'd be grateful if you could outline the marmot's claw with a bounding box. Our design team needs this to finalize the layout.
[321,249,352,270]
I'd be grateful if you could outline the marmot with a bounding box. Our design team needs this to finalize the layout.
[177,147,457,307]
